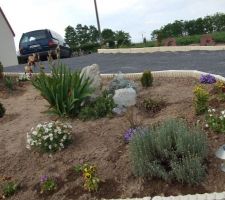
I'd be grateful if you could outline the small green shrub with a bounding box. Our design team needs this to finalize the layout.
[108,73,137,95]
[79,91,115,120]
[4,76,15,91]
[129,119,208,185]
[139,98,165,114]
[176,35,200,45]
[212,32,225,43]
[141,70,153,87]
[193,85,209,115]
[2,181,18,198]
[32,63,92,117]
[0,102,6,118]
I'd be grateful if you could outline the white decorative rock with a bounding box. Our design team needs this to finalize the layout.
[113,88,136,107]
[81,64,101,98]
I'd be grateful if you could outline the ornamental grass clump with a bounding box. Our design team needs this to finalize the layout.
[205,108,225,133]
[129,119,208,185]
[26,121,72,153]
[193,85,209,115]
[32,63,92,117]
[200,74,216,84]
[141,70,153,87]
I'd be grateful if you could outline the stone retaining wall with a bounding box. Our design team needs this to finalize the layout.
[98,46,225,54]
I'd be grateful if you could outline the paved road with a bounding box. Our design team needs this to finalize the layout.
[4,51,225,76]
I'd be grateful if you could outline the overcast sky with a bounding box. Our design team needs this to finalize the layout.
[1,0,225,50]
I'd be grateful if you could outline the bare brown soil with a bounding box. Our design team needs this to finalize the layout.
[1,77,225,200]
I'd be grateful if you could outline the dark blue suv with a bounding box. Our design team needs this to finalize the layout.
[19,29,72,62]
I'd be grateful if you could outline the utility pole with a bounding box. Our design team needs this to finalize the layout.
[94,0,102,45]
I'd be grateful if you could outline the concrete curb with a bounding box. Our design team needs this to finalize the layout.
[3,70,225,200]
[98,46,225,54]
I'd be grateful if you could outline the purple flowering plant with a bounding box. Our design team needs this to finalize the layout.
[124,128,137,143]
[200,74,216,84]
[124,127,148,143]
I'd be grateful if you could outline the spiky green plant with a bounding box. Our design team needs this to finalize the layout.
[32,63,92,117]
[129,119,208,185]
[141,70,153,87]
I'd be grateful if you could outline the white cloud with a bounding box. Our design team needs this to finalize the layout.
[1,0,225,49]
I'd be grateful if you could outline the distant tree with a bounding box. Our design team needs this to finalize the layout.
[89,25,100,43]
[65,26,78,51]
[151,12,225,41]
[114,30,131,46]
[101,28,115,47]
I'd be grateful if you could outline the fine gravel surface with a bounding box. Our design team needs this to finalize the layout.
[4,51,225,76]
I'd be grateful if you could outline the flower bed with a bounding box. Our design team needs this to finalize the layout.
[1,72,225,200]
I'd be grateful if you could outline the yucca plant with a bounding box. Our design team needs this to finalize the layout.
[32,63,92,117]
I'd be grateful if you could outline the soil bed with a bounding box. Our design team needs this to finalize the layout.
[0,77,225,200]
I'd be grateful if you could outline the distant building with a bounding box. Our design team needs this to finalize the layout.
[0,7,18,67]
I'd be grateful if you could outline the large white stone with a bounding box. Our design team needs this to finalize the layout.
[113,88,136,107]
[81,64,101,98]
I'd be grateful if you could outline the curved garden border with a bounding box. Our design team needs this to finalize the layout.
[3,70,225,200]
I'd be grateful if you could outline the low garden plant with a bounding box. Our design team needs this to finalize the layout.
[193,85,209,115]
[141,70,153,87]
[79,91,115,121]
[18,73,31,82]
[26,121,72,153]
[0,177,19,199]
[74,164,100,192]
[205,108,225,133]
[213,81,225,101]
[138,97,165,115]
[4,76,15,91]
[0,102,6,118]
[199,74,216,84]
[39,175,57,194]
[32,63,92,117]
[129,119,208,185]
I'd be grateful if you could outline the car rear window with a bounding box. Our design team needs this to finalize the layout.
[20,30,48,43]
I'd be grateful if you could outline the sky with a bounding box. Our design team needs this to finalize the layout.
[1,0,225,50]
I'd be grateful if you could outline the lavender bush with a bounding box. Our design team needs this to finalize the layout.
[200,74,216,84]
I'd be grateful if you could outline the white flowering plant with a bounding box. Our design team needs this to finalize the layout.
[26,121,72,152]
[18,73,31,81]
[205,108,225,133]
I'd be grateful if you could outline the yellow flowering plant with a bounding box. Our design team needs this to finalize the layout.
[214,81,225,101]
[193,85,209,115]
[74,164,100,192]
